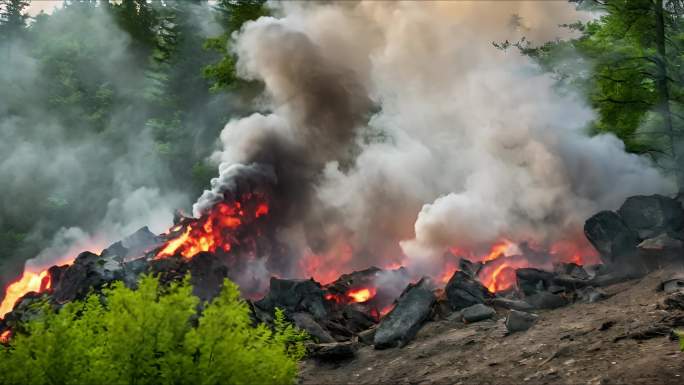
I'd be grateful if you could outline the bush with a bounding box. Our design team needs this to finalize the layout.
[0,275,307,385]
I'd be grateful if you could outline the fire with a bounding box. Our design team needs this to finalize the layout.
[155,194,269,260]
[347,287,376,303]
[0,329,10,343]
[0,270,51,318]
[483,239,518,262]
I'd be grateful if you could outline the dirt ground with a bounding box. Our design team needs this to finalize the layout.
[299,270,684,385]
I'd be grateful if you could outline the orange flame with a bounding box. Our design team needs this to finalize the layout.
[347,287,376,303]
[0,329,10,343]
[155,196,268,260]
[0,270,51,318]
[482,239,517,262]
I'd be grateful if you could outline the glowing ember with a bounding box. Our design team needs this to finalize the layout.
[0,270,51,318]
[0,329,10,343]
[477,256,530,293]
[347,287,376,303]
[155,194,269,260]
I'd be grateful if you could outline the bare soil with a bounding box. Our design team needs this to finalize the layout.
[299,270,684,385]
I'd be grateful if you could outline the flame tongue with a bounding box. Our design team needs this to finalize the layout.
[155,193,270,260]
[0,270,51,318]
[347,287,376,303]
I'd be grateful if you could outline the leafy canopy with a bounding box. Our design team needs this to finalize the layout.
[0,275,307,385]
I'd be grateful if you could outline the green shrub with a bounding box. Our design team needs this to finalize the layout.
[0,275,307,385]
[675,329,684,352]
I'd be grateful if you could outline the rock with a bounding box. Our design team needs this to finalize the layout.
[341,304,377,333]
[639,233,684,251]
[186,252,229,301]
[254,277,329,321]
[554,263,590,280]
[308,341,356,361]
[618,195,684,239]
[458,258,483,279]
[445,271,493,310]
[584,211,640,266]
[101,227,163,262]
[488,297,534,312]
[524,292,568,310]
[291,312,335,343]
[461,304,496,323]
[374,278,436,349]
[120,226,163,259]
[515,268,555,296]
[51,251,124,303]
[505,310,538,334]
[576,286,608,303]
[638,233,684,268]
[357,327,376,345]
[658,273,684,294]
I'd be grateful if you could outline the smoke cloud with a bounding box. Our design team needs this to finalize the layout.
[0,3,227,285]
[201,1,673,279]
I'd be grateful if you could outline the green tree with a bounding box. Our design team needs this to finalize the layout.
[510,0,684,191]
[0,275,307,385]
[203,0,268,92]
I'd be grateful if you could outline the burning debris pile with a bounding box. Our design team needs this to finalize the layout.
[2,193,684,359]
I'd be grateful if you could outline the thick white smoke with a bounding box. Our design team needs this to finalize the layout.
[201,1,673,279]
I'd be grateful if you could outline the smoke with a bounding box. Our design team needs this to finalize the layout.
[200,1,673,279]
[0,3,227,286]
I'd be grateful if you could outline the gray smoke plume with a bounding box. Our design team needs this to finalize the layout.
[198,1,674,281]
[0,3,227,285]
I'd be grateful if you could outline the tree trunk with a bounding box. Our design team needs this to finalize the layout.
[654,0,684,192]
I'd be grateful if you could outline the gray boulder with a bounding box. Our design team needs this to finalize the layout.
[291,312,334,343]
[253,277,329,321]
[445,271,493,310]
[505,310,538,334]
[374,278,436,349]
[461,304,496,323]
[618,195,684,239]
[584,211,640,266]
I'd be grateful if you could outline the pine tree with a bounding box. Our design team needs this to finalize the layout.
[0,0,30,42]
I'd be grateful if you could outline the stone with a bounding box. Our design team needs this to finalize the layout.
[461,304,496,323]
[638,233,684,269]
[515,268,555,296]
[505,310,538,334]
[618,195,684,239]
[584,211,640,266]
[445,271,493,310]
[458,258,483,279]
[51,251,124,303]
[254,277,329,321]
[357,327,377,345]
[374,278,436,349]
[291,312,334,343]
[659,273,684,294]
[488,297,534,312]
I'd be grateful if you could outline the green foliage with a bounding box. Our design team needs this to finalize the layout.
[0,275,307,385]
[513,0,684,177]
[675,329,684,351]
[203,0,269,92]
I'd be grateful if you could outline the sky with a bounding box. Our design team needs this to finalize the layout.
[26,0,63,16]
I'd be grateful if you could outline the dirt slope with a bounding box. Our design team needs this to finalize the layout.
[299,270,684,385]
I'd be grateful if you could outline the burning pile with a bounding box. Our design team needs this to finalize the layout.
[2,191,682,355]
